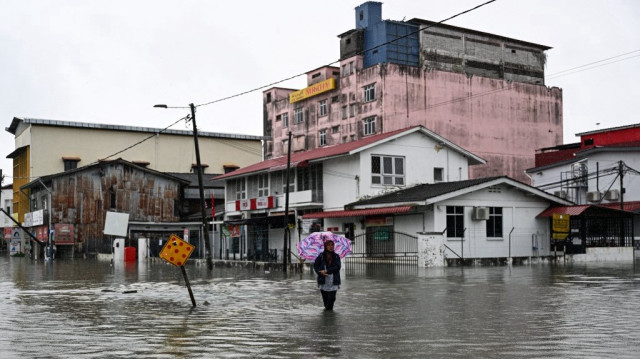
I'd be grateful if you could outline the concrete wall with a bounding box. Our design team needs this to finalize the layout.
[15,123,261,179]
[428,183,552,259]
[264,63,562,183]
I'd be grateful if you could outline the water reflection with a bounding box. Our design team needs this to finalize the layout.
[1,256,639,358]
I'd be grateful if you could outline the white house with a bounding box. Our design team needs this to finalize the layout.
[214,126,485,261]
[325,176,574,265]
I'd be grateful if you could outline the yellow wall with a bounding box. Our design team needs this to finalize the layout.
[12,146,29,222]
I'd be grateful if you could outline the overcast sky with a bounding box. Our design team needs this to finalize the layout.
[1,0,639,181]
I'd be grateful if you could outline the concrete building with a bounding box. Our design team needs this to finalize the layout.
[5,117,262,223]
[526,123,640,245]
[263,1,562,184]
[215,126,485,261]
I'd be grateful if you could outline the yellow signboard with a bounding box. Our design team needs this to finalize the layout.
[552,213,570,233]
[289,78,336,103]
[552,232,569,240]
[160,234,195,267]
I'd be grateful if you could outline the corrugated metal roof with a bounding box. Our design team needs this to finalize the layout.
[537,204,638,218]
[301,206,413,219]
[537,205,590,217]
[7,117,263,141]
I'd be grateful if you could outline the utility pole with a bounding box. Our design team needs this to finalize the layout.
[619,161,624,211]
[190,103,213,270]
[283,131,292,273]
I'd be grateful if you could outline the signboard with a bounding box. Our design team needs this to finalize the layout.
[32,210,44,226]
[365,217,394,227]
[104,211,130,237]
[159,234,195,267]
[235,196,275,211]
[289,78,336,103]
[229,225,241,238]
[552,214,570,233]
[3,227,11,240]
[54,224,74,245]
[36,225,49,242]
[552,214,570,241]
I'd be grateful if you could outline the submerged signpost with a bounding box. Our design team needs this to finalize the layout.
[160,234,197,307]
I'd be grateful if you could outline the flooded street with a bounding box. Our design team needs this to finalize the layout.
[1,256,640,358]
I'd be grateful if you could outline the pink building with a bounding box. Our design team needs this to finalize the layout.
[263,2,563,183]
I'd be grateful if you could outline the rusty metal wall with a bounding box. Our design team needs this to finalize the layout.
[51,162,183,249]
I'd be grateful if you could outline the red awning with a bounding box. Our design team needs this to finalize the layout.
[537,205,590,218]
[302,206,413,219]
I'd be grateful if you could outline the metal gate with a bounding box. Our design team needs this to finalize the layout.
[345,230,418,266]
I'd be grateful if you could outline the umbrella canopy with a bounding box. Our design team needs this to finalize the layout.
[297,231,352,260]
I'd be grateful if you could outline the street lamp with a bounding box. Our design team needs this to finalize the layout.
[154,103,213,270]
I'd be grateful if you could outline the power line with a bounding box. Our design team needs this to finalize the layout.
[195,0,498,109]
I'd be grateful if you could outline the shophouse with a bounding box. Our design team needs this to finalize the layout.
[215,125,485,261]
[263,1,563,184]
[526,123,640,253]
[1,183,13,254]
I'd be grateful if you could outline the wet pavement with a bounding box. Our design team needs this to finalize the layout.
[1,256,640,358]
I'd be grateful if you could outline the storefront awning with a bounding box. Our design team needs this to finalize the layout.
[301,206,413,219]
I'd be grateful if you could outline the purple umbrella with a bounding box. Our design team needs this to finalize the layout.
[297,231,352,260]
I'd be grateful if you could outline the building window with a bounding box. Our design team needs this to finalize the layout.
[319,130,327,146]
[364,116,376,135]
[62,157,80,171]
[282,139,289,153]
[312,72,321,79]
[434,168,444,182]
[446,206,464,238]
[276,114,281,122]
[283,171,295,194]
[371,155,405,186]
[486,207,503,238]
[349,61,354,74]
[331,96,339,103]
[235,179,246,200]
[342,106,347,119]
[332,125,340,133]
[319,100,327,117]
[349,104,355,117]
[257,174,269,197]
[342,64,348,77]
[364,84,375,102]
[266,92,272,103]
[282,112,289,127]
[294,107,303,124]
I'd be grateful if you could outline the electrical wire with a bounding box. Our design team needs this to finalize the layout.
[194,0,498,109]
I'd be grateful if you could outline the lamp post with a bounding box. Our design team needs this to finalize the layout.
[154,103,213,270]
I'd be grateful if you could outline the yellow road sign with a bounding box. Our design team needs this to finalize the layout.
[160,234,195,267]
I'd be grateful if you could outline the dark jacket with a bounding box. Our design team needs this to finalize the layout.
[314,251,341,286]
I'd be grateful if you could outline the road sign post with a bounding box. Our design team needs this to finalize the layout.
[159,234,197,307]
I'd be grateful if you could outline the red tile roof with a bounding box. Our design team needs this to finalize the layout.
[214,126,420,180]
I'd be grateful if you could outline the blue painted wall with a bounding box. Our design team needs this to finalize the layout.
[356,2,419,68]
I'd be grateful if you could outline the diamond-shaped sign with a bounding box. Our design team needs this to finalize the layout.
[160,234,195,266]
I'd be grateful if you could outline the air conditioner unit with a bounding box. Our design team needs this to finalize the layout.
[605,189,620,201]
[586,191,601,202]
[553,190,567,199]
[472,207,489,220]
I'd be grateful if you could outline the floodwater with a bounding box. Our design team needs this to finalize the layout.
[1,257,640,358]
